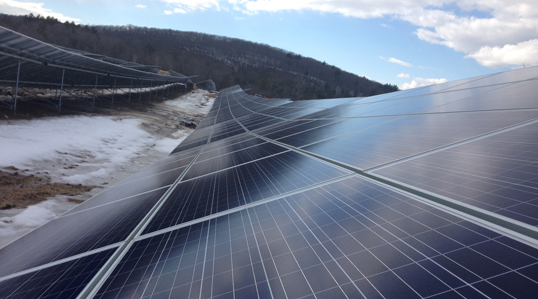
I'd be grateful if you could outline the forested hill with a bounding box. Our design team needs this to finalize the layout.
[0,13,398,99]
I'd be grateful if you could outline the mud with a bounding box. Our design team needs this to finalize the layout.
[0,167,97,209]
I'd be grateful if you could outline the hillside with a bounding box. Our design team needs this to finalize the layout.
[0,13,398,99]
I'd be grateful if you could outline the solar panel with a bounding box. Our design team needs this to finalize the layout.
[301,110,538,170]
[0,249,115,299]
[95,176,538,298]
[2,64,538,298]
[0,187,167,277]
[374,121,538,226]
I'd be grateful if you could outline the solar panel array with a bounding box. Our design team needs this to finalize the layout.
[0,26,192,114]
[1,66,538,298]
[0,25,186,88]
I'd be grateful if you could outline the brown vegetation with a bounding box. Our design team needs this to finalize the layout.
[0,167,97,209]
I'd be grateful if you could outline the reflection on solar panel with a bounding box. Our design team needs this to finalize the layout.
[1,66,538,298]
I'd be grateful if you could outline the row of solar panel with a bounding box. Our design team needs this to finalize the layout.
[0,26,184,88]
[1,67,538,298]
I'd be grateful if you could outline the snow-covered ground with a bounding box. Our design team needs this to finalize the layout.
[0,89,216,248]
[164,89,214,115]
[1,116,171,184]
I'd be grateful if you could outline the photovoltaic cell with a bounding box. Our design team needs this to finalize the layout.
[374,121,538,226]
[301,110,538,170]
[263,117,395,146]
[142,151,349,234]
[0,187,167,277]
[96,176,538,298]
[183,142,289,180]
[0,248,115,299]
[426,78,538,113]
[347,83,510,117]
[237,115,286,132]
[171,139,210,154]
[63,165,183,215]
[199,134,261,158]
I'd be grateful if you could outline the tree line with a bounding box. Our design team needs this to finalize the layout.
[0,13,398,99]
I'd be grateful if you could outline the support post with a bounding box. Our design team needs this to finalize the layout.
[92,75,98,112]
[128,80,132,104]
[161,82,165,99]
[148,81,152,101]
[12,60,21,115]
[111,78,117,105]
[138,81,142,102]
[167,84,170,97]
[58,69,65,113]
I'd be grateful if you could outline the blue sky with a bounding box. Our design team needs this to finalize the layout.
[1,0,537,89]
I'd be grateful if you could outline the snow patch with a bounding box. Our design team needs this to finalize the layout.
[0,89,216,248]
[0,116,149,169]
[164,89,215,115]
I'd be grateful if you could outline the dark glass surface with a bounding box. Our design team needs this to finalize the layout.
[184,142,289,180]
[281,97,357,109]
[237,115,285,131]
[441,67,538,87]
[159,145,203,166]
[254,119,314,135]
[374,121,538,226]
[376,75,491,102]
[0,188,167,277]
[427,78,538,113]
[296,103,367,119]
[64,164,184,215]
[276,116,398,148]
[0,249,115,299]
[171,139,209,154]
[117,163,190,186]
[302,110,538,170]
[142,151,348,234]
[209,126,247,143]
[97,176,538,298]
[258,119,338,139]
[266,107,322,120]
[201,134,261,158]
[350,84,507,117]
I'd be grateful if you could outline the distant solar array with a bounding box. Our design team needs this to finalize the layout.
[0,26,191,113]
[1,65,538,298]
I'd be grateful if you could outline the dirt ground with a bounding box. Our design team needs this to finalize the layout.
[0,166,96,209]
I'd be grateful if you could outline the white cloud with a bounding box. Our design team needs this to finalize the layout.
[397,73,410,78]
[380,56,413,67]
[0,0,80,22]
[160,0,221,13]
[217,0,538,69]
[466,39,538,69]
[400,77,447,90]
[389,57,412,67]
[152,0,538,68]
[135,4,147,8]
[164,10,173,14]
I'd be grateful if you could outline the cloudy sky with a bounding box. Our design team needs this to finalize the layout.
[1,0,537,89]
